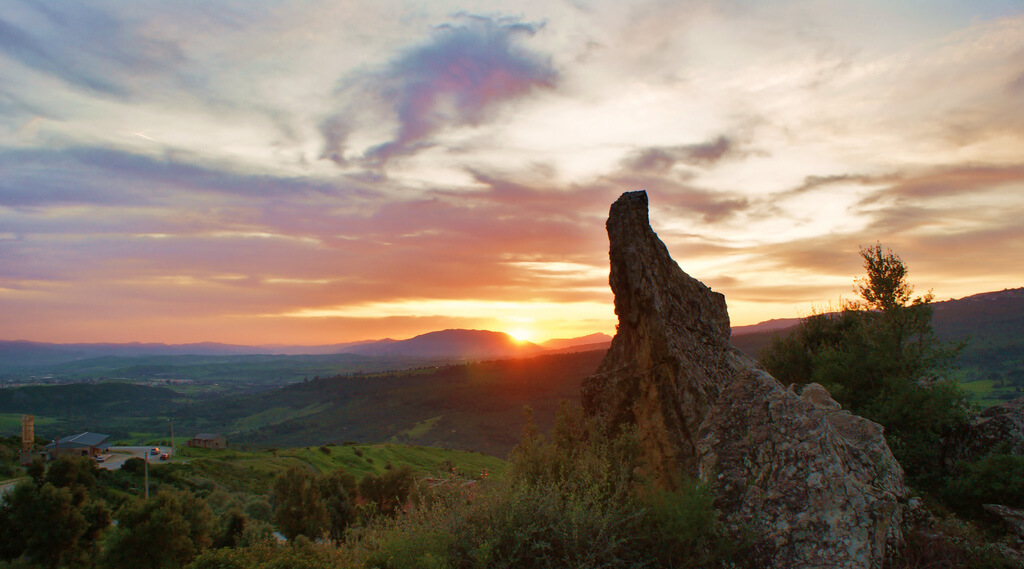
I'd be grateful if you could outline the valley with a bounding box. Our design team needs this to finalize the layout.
[0,288,1020,459]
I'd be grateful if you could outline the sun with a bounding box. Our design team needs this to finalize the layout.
[507,328,536,344]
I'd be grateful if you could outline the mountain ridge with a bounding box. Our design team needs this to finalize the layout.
[2,287,1018,370]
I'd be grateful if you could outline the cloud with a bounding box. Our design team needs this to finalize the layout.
[0,146,375,209]
[621,136,736,172]
[603,173,750,224]
[859,164,1024,204]
[0,1,184,98]
[321,15,558,166]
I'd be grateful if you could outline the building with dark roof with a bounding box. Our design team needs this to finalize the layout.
[188,433,227,449]
[43,432,110,460]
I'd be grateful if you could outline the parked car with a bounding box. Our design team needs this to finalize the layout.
[160,453,168,461]
[150,447,160,456]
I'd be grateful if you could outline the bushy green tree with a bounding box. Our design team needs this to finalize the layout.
[358,465,415,517]
[940,452,1024,520]
[319,469,357,542]
[271,466,328,540]
[761,244,968,486]
[214,507,248,549]
[0,479,110,569]
[102,488,214,569]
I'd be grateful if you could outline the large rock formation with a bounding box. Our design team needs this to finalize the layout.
[582,191,908,568]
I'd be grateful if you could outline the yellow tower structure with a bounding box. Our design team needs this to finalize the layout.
[21,414,34,452]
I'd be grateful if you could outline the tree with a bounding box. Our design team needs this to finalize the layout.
[271,466,328,540]
[45,454,97,508]
[358,465,415,517]
[215,507,248,549]
[319,468,357,542]
[761,244,967,487]
[0,480,110,568]
[856,243,913,312]
[102,488,214,569]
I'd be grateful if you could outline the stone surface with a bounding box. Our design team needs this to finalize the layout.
[582,190,908,569]
[947,397,1024,468]
[984,504,1024,539]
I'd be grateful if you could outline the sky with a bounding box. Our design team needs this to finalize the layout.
[1,0,1023,346]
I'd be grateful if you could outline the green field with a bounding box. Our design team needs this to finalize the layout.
[0,413,57,431]
[164,443,506,494]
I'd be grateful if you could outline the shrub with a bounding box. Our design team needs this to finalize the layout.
[941,453,1024,521]
[187,537,357,569]
[120,457,145,475]
[889,520,1019,569]
[357,403,748,568]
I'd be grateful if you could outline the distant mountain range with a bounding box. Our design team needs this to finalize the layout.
[0,330,614,371]
[342,329,543,359]
[2,286,1019,372]
[730,287,1024,345]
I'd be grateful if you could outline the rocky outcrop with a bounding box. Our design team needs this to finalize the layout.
[947,397,1024,467]
[582,191,908,569]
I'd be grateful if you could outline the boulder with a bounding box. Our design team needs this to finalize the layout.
[947,397,1024,468]
[984,504,1024,539]
[582,190,908,568]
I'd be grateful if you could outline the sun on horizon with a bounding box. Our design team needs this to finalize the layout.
[506,328,538,344]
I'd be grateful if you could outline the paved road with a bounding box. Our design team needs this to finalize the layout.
[99,446,176,471]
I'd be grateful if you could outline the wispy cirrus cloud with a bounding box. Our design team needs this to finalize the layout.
[321,14,558,166]
[0,0,185,98]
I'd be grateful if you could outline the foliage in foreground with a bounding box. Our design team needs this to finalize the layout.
[358,403,748,569]
[761,244,970,489]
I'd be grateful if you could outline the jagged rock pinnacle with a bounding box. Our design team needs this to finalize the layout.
[582,190,908,569]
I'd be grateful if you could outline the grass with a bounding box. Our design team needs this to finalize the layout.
[391,415,443,442]
[0,413,57,431]
[229,403,332,432]
[955,372,1023,408]
[168,443,506,494]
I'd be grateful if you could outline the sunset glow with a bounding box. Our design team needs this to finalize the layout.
[507,328,538,344]
[1,1,1022,345]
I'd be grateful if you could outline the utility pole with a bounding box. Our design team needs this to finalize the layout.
[144,450,149,499]
[169,416,175,454]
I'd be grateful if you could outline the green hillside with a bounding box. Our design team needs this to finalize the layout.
[192,350,605,457]
[166,443,505,494]
[733,288,1024,406]
[0,383,178,440]
[1,353,442,393]
[0,350,605,458]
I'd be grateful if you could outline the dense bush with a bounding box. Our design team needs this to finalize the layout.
[358,403,749,569]
[188,536,355,569]
[888,519,1020,569]
[941,452,1024,520]
[101,488,214,569]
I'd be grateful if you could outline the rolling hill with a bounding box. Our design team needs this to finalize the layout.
[0,329,605,374]
[731,287,1024,405]
[182,349,608,457]
[341,329,546,359]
